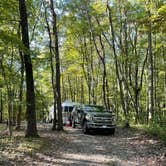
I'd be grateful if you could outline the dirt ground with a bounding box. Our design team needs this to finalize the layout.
[0,124,166,166]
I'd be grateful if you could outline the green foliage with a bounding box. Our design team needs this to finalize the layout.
[145,124,166,142]
[0,0,165,140]
[136,122,166,143]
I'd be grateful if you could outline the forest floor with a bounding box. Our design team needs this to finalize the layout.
[0,123,166,166]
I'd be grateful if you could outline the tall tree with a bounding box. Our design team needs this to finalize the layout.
[44,2,57,130]
[50,0,63,130]
[19,0,38,137]
[15,23,25,130]
[0,90,2,123]
[107,1,129,126]
[147,4,154,122]
[15,50,24,130]
[0,58,13,136]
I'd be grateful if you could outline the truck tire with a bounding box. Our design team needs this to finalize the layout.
[83,121,89,134]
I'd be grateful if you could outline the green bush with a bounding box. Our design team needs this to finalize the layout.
[145,122,166,142]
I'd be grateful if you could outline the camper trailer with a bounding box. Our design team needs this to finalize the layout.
[62,101,80,125]
[46,101,80,125]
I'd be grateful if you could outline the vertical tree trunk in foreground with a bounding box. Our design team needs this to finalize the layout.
[50,0,63,130]
[19,0,38,137]
[44,3,57,130]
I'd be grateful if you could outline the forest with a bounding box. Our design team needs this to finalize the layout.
[0,0,166,165]
[0,0,166,139]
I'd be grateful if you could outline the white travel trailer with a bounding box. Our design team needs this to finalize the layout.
[46,105,54,123]
[46,101,80,125]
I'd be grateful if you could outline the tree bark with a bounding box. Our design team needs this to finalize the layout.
[107,3,128,126]
[67,76,74,101]
[0,59,13,136]
[123,11,129,119]
[50,0,63,130]
[44,2,57,130]
[7,91,13,136]
[87,14,108,108]
[147,9,154,121]
[162,46,166,107]
[0,91,2,123]
[16,51,24,130]
[81,77,84,104]
[19,0,38,137]
[128,24,148,124]
[80,38,92,105]
[98,35,109,109]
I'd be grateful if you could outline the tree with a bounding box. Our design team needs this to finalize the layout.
[43,1,57,130]
[0,0,165,133]
[19,0,38,137]
[106,1,129,126]
[16,27,25,130]
[50,0,63,130]
[0,90,2,123]
[0,57,13,136]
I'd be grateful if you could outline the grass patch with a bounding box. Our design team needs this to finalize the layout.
[144,125,166,143]
[17,137,51,155]
[133,124,166,143]
[0,134,51,161]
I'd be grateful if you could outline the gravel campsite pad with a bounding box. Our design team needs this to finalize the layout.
[0,124,165,166]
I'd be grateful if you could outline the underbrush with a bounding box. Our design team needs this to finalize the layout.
[134,123,166,143]
[0,127,51,162]
[144,125,166,143]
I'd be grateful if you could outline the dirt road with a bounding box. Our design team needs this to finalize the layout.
[41,126,165,166]
[0,125,165,166]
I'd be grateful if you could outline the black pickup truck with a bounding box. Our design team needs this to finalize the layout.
[71,105,116,134]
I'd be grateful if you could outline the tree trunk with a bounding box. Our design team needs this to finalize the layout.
[0,91,2,123]
[12,94,17,126]
[87,14,108,108]
[0,58,13,136]
[19,0,38,137]
[97,35,107,109]
[147,9,154,120]
[81,37,92,105]
[50,0,63,130]
[44,3,57,130]
[81,77,84,104]
[62,75,66,102]
[7,90,13,137]
[123,12,129,120]
[106,79,110,109]
[16,51,24,130]
[107,3,129,126]
[162,46,166,107]
[68,76,74,101]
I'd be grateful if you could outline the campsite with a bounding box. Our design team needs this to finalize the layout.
[0,0,166,165]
